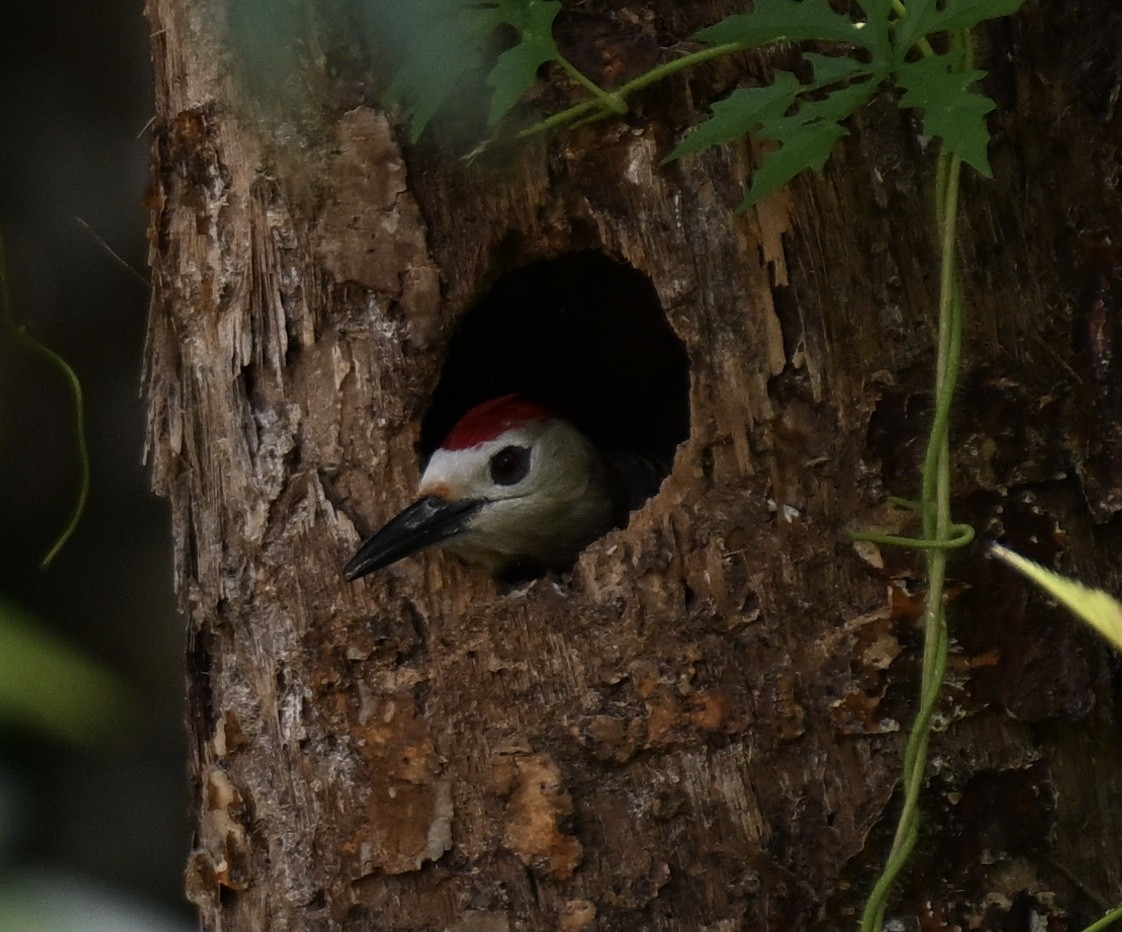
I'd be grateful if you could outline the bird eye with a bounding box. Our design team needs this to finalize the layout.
[489,445,531,486]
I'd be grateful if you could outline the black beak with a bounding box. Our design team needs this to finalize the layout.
[342,495,483,581]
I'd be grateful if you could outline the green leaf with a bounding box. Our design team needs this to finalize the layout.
[803,52,875,89]
[485,1,562,125]
[897,54,996,176]
[766,76,879,131]
[927,0,1027,29]
[696,0,875,50]
[384,5,496,142]
[493,0,558,31]
[0,598,130,745]
[742,78,876,205]
[741,119,848,209]
[990,544,1122,654]
[662,72,801,164]
[813,78,880,122]
[895,0,1027,54]
[854,0,893,58]
[382,0,562,140]
[664,65,876,206]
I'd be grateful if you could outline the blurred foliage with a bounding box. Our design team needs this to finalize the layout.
[991,544,1122,654]
[0,871,190,932]
[0,596,129,745]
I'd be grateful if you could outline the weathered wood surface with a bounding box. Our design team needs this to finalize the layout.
[145,0,1122,928]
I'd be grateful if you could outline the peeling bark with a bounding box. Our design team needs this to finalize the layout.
[146,0,1122,928]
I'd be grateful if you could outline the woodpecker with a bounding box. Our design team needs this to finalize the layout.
[343,394,664,580]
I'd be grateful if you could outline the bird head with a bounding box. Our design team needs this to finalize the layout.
[343,395,616,579]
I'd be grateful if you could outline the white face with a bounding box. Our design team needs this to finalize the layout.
[416,419,615,571]
[418,424,542,504]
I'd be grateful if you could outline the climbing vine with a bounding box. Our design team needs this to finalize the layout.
[372,1,1122,928]
[0,229,90,570]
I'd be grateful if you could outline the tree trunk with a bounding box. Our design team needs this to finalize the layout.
[145,0,1122,928]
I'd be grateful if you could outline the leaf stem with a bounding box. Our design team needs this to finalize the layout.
[1082,905,1122,932]
[518,42,745,140]
[890,0,937,59]
[554,54,627,115]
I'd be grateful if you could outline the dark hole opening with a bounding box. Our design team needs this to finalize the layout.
[422,250,690,508]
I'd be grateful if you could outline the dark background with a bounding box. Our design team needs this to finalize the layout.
[0,0,190,924]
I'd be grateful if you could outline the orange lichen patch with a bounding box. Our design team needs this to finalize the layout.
[830,690,901,735]
[949,650,1002,674]
[889,581,925,624]
[580,683,745,764]
[826,596,906,735]
[644,688,682,745]
[185,767,252,907]
[685,688,731,731]
[628,659,662,700]
[579,715,645,764]
[643,685,738,742]
[499,752,583,880]
[205,768,245,833]
[211,711,246,757]
[558,898,597,932]
[347,694,452,875]
[771,672,808,742]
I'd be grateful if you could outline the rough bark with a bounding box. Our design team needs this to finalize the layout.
[145,0,1122,929]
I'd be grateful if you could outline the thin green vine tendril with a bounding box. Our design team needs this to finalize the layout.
[859,17,971,926]
[0,227,91,570]
[31,344,90,570]
[851,523,974,550]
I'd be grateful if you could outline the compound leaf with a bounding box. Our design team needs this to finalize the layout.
[662,72,801,164]
[897,54,996,176]
[895,0,1027,54]
[741,119,849,209]
[384,3,496,141]
[486,1,562,125]
[927,0,1026,30]
[696,0,875,50]
[741,79,875,205]
[805,77,880,123]
[775,75,880,130]
[854,0,893,55]
[803,52,875,89]
[383,0,564,139]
